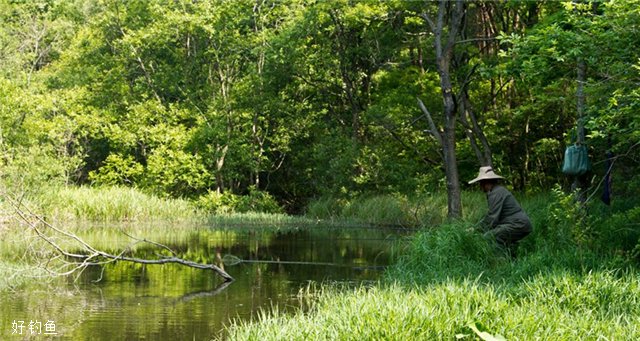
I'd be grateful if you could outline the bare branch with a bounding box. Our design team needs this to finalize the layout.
[4,194,234,282]
[416,97,443,146]
[377,122,439,166]
[419,12,436,32]
[120,229,177,257]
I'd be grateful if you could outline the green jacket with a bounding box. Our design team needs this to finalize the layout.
[482,185,532,230]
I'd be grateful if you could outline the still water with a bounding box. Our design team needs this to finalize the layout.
[1,225,406,340]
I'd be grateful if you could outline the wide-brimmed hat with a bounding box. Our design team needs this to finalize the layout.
[468,166,504,184]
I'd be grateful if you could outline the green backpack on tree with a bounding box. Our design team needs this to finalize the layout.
[562,144,591,176]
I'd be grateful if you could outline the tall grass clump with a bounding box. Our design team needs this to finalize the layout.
[304,195,349,220]
[340,194,415,227]
[529,185,640,267]
[389,189,635,285]
[35,185,198,222]
[305,194,414,226]
[206,211,318,228]
[387,222,495,284]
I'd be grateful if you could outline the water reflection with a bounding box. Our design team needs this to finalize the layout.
[1,226,406,340]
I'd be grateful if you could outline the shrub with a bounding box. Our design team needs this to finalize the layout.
[195,186,283,214]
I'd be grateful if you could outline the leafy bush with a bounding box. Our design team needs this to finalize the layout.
[545,185,589,248]
[89,154,144,186]
[144,146,210,197]
[195,186,283,214]
[1,145,74,191]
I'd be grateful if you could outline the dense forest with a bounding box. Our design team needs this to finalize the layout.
[1,0,639,214]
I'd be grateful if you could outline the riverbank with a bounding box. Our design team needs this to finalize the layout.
[224,189,640,339]
[2,185,420,227]
[225,269,640,339]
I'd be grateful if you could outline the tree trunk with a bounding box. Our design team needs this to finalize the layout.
[420,0,465,219]
[436,0,464,219]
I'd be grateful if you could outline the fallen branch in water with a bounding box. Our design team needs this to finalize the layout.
[4,193,234,282]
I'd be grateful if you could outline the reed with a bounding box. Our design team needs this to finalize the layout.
[207,212,319,228]
[34,186,198,222]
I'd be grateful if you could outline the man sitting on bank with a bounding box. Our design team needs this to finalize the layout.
[469,166,532,257]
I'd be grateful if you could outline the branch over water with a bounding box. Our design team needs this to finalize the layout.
[4,193,234,282]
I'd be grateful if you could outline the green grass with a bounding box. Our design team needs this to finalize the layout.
[33,185,199,222]
[224,191,640,340]
[9,185,404,227]
[207,212,322,228]
[4,185,640,339]
[226,270,640,340]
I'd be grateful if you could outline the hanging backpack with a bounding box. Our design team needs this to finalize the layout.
[562,143,591,176]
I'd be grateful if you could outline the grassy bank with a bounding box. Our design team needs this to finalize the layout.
[225,190,640,340]
[1,185,411,291]
[31,186,199,222]
[227,271,640,340]
[4,185,356,226]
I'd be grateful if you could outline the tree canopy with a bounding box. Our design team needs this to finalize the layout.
[1,0,639,214]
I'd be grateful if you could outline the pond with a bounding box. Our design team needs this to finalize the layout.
[1,224,408,340]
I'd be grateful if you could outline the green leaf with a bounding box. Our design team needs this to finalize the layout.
[468,323,507,341]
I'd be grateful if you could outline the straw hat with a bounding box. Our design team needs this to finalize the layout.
[468,166,504,184]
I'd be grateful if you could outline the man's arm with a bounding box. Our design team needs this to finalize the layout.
[482,189,507,229]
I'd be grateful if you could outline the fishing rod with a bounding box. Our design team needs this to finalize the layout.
[221,254,386,270]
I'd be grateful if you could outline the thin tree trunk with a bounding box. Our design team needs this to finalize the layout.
[436,0,464,218]
[576,58,586,145]
[419,0,464,219]
[459,90,493,167]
